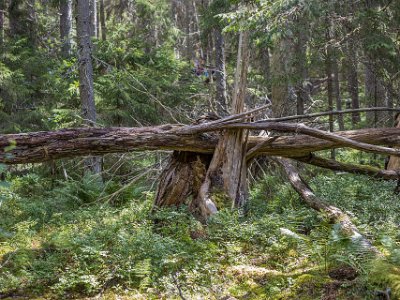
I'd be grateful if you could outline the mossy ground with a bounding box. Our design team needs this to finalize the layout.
[0,168,399,299]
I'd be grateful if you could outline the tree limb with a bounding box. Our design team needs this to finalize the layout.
[295,154,399,180]
[255,107,400,123]
[274,157,382,255]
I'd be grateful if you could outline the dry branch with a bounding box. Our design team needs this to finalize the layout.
[180,122,400,157]
[255,107,400,123]
[275,157,381,255]
[295,154,399,180]
[1,126,400,164]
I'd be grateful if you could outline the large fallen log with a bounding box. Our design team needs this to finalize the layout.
[1,126,400,164]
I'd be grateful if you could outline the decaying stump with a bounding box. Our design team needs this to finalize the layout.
[153,151,217,221]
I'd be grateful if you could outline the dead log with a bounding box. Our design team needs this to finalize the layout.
[295,153,399,180]
[275,157,381,255]
[386,113,400,170]
[1,127,400,164]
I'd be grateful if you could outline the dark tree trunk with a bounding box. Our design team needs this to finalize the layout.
[27,0,36,47]
[214,27,228,116]
[77,0,101,175]
[0,0,4,48]
[271,37,295,117]
[325,28,335,159]
[294,14,309,115]
[332,58,344,130]
[60,0,73,57]
[99,0,106,40]
[365,61,386,127]
[345,38,360,126]
[8,0,23,38]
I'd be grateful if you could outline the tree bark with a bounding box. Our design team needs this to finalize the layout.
[0,0,4,48]
[365,60,387,127]
[77,0,101,175]
[214,27,228,116]
[296,154,399,180]
[345,38,360,125]
[1,126,400,165]
[89,0,97,38]
[8,0,23,38]
[325,25,344,131]
[293,13,309,116]
[271,36,295,117]
[386,113,400,170]
[99,0,106,40]
[60,0,73,57]
[153,151,214,221]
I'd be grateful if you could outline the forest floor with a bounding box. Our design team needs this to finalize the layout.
[0,159,400,299]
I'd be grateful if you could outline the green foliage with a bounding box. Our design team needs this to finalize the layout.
[1,170,398,299]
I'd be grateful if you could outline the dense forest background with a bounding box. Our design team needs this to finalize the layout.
[0,0,400,299]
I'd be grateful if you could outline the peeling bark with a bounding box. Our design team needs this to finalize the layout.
[1,126,400,164]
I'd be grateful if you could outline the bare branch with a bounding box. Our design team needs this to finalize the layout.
[274,157,382,255]
[255,107,400,123]
[295,154,399,180]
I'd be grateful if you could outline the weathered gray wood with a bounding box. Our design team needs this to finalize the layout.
[1,126,400,164]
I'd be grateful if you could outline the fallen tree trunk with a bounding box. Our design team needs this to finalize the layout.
[275,157,381,255]
[1,126,400,165]
[295,153,399,180]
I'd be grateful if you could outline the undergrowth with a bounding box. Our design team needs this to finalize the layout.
[0,168,399,299]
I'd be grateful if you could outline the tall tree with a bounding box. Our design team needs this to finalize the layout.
[60,0,73,57]
[293,11,309,115]
[344,38,360,126]
[271,36,295,117]
[77,0,101,175]
[365,61,387,127]
[213,27,228,116]
[325,19,344,131]
[0,0,4,48]
[89,0,97,37]
[99,0,106,40]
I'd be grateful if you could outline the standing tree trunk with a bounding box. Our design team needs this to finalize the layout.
[89,0,97,38]
[60,0,73,57]
[325,26,335,159]
[27,0,36,47]
[326,20,344,131]
[214,27,228,116]
[99,0,106,40]
[77,0,101,175]
[0,0,4,48]
[271,36,295,117]
[345,38,360,126]
[9,0,23,38]
[365,61,387,127]
[293,13,309,116]
[332,57,344,130]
